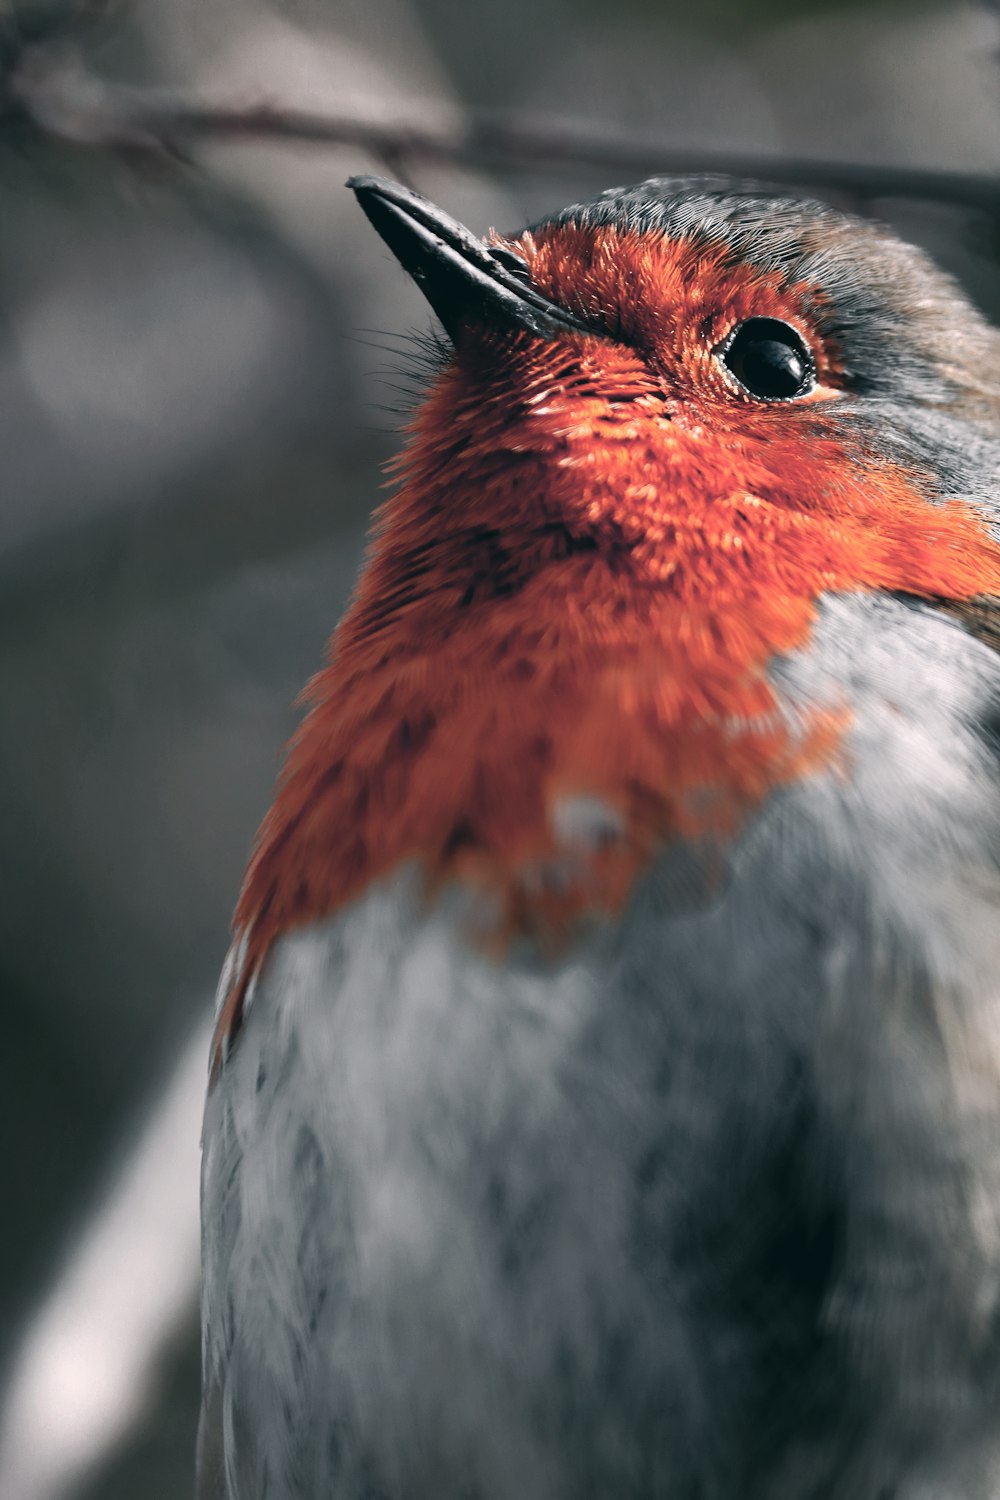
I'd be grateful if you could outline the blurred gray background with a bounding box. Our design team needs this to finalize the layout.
[0,0,999,1496]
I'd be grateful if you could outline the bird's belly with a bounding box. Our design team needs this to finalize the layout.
[201,848,864,1499]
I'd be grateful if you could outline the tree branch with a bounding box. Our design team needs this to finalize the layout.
[8,52,1000,218]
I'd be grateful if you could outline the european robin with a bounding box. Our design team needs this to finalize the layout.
[197,175,1000,1499]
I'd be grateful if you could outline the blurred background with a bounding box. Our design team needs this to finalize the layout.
[0,0,999,1495]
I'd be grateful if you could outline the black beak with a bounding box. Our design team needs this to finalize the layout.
[348,175,593,344]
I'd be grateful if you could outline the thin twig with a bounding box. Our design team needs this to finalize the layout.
[7,55,1000,216]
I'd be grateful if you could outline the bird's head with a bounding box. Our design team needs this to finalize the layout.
[212,174,1000,1070]
[350,172,1000,523]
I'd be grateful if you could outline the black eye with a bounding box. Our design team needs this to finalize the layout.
[719,318,816,401]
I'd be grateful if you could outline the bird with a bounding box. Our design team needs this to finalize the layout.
[197,172,1000,1500]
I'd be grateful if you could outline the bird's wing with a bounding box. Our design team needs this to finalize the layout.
[911,593,1000,657]
[196,1377,263,1500]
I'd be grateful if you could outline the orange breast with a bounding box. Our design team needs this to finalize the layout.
[211,228,1000,1070]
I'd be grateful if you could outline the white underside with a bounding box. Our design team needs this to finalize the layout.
[199,594,1000,1499]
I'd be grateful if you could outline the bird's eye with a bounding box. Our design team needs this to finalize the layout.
[718,318,816,401]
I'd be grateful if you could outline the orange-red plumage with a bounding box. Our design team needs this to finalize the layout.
[213,226,1000,1066]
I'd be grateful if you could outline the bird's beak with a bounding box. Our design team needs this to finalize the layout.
[348,174,594,345]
